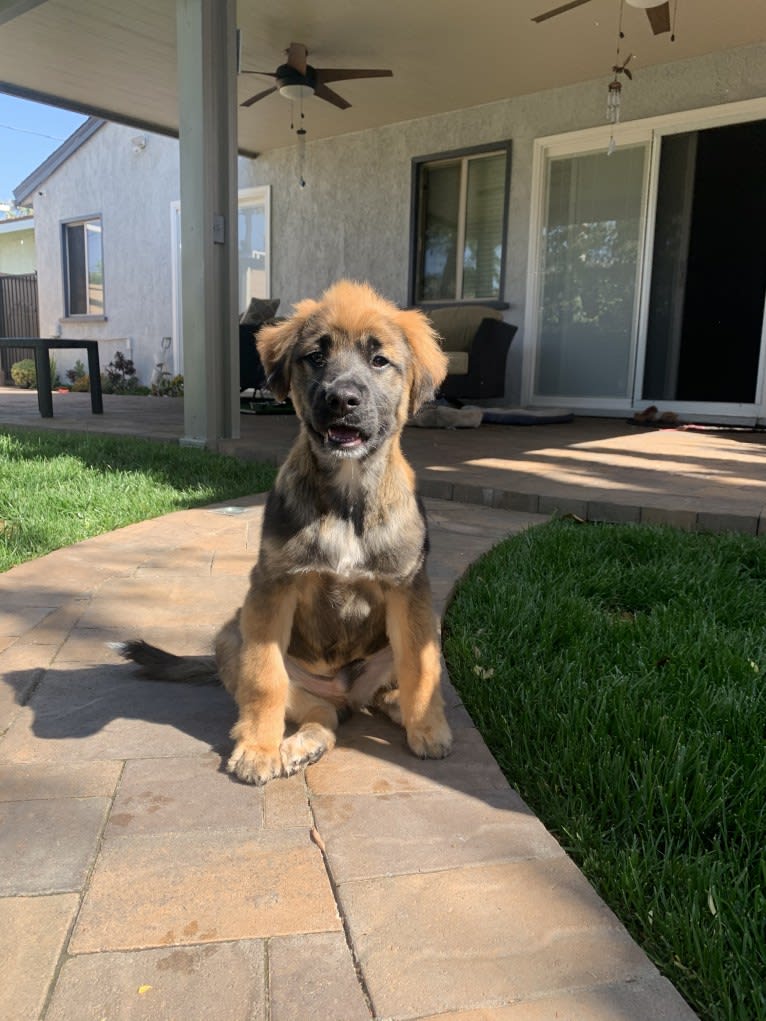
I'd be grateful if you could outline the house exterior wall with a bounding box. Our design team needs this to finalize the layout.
[31,123,180,384]
[240,42,766,405]
[28,41,765,402]
[0,220,35,274]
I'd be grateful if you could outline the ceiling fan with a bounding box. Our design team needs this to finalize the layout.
[532,0,672,35]
[240,42,393,110]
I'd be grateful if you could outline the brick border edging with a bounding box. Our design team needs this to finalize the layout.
[417,478,763,536]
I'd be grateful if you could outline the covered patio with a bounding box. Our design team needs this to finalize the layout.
[2,385,766,534]
[1,1,765,447]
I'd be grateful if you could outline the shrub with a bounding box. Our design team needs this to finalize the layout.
[71,374,90,392]
[10,358,36,388]
[66,359,87,384]
[10,357,63,390]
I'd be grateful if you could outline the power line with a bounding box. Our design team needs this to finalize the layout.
[0,122,66,142]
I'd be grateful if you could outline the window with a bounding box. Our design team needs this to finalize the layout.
[63,217,104,316]
[411,143,511,304]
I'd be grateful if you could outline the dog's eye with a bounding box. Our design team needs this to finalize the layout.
[371,354,389,369]
[304,351,326,368]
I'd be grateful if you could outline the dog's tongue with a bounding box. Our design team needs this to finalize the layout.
[327,426,362,447]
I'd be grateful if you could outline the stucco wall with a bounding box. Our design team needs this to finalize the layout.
[32,123,180,385]
[240,42,766,404]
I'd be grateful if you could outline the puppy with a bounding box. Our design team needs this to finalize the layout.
[120,279,452,784]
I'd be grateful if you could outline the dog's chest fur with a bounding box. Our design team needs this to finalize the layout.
[263,445,426,586]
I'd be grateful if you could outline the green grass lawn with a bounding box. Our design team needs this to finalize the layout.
[442,520,765,1021]
[0,428,277,572]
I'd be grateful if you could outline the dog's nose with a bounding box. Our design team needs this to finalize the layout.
[326,383,362,415]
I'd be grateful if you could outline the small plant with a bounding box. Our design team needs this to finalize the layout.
[151,373,184,398]
[102,351,141,394]
[10,358,36,389]
[71,374,90,393]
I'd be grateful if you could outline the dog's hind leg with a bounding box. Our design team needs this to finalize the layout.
[280,686,340,776]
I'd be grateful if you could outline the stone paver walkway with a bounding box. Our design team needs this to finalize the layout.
[0,388,740,1018]
[1,492,698,1020]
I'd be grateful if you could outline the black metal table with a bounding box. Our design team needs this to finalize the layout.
[0,338,103,417]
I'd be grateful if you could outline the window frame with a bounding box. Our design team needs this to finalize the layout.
[61,214,105,319]
[408,140,512,308]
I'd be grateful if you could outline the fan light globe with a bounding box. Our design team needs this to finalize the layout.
[280,83,314,101]
[625,0,664,7]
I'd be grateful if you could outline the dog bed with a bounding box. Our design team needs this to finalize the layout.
[479,406,574,425]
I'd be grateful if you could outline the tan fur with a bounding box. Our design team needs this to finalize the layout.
[121,280,451,784]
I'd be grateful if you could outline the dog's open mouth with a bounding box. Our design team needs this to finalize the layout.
[326,425,364,449]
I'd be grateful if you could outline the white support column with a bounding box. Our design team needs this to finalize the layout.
[176,0,239,447]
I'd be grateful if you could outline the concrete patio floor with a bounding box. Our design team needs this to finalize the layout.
[4,387,756,1019]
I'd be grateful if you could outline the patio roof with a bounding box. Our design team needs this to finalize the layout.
[1,0,764,156]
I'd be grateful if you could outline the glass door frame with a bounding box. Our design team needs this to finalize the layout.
[522,97,766,424]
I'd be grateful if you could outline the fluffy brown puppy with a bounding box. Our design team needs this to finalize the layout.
[119,279,452,784]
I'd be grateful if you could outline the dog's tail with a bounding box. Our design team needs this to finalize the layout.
[112,640,219,686]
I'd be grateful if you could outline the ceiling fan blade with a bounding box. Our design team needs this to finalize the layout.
[286,42,308,75]
[241,85,278,108]
[239,70,277,77]
[646,2,671,34]
[315,68,393,85]
[314,82,351,110]
[532,0,592,24]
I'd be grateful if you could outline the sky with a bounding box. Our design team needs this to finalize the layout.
[0,94,86,207]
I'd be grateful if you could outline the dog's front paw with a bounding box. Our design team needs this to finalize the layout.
[406,718,453,760]
[227,741,284,785]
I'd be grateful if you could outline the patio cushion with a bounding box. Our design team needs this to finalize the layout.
[427,305,502,353]
[445,350,469,375]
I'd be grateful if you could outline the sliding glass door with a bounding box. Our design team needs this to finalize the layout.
[533,142,649,404]
[528,108,766,421]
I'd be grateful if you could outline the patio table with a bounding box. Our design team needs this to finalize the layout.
[0,337,103,417]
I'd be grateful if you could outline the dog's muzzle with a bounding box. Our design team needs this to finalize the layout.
[314,378,375,454]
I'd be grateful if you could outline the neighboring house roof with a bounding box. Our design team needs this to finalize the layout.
[0,214,34,233]
[13,116,105,206]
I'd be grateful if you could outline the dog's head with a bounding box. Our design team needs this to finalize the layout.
[256,280,448,460]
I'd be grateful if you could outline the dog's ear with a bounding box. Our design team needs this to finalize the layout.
[393,308,449,416]
[256,299,319,401]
